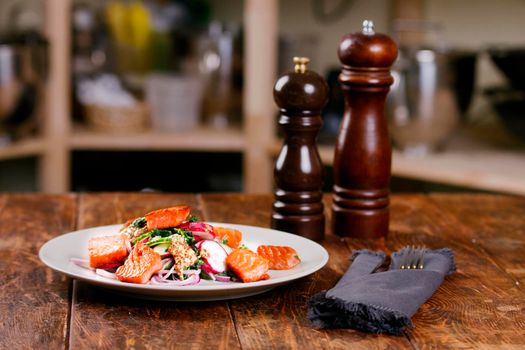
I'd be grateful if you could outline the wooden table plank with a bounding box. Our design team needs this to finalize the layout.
[4,192,523,349]
[201,193,412,349]
[386,194,525,349]
[68,193,241,350]
[0,193,77,349]
[428,194,525,284]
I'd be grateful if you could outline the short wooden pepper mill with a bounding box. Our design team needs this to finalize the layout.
[332,20,398,239]
[272,57,329,241]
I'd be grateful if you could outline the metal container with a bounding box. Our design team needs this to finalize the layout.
[386,20,476,155]
[0,31,47,137]
[387,47,470,155]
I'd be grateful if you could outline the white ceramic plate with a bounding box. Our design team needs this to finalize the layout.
[39,222,329,301]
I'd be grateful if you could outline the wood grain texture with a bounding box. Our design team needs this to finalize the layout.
[4,193,525,349]
[200,193,275,227]
[0,193,77,349]
[77,192,200,228]
[388,194,525,349]
[428,193,525,284]
[202,193,411,349]
[69,193,241,350]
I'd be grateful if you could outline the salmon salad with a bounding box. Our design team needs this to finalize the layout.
[71,205,301,286]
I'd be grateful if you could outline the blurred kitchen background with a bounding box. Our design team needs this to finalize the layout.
[0,0,524,194]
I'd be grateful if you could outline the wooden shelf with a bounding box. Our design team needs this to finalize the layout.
[391,148,525,196]
[0,138,46,161]
[316,128,525,196]
[27,0,279,193]
[69,125,246,152]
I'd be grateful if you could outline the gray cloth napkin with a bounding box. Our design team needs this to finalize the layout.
[307,248,455,335]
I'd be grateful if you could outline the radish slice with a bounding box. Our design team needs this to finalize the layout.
[198,240,228,274]
[179,222,215,241]
[219,242,233,255]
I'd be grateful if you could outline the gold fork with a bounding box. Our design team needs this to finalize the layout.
[398,245,426,270]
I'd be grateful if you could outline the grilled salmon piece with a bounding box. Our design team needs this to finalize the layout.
[88,234,130,268]
[256,245,300,270]
[145,206,191,231]
[214,227,242,249]
[226,248,269,283]
[116,242,162,284]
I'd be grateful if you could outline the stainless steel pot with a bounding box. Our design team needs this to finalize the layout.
[0,31,47,135]
[387,47,461,155]
[386,20,477,155]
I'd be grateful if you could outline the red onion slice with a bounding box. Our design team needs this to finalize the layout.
[215,275,232,283]
[183,269,201,275]
[70,258,94,270]
[161,264,176,281]
[95,269,117,279]
[150,273,200,286]
[96,262,121,270]
[178,222,216,241]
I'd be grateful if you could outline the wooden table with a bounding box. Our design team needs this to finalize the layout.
[2,193,524,349]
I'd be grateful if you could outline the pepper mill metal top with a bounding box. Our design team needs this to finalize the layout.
[274,56,329,112]
[338,20,398,69]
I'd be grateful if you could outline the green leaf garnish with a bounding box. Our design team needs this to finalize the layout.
[200,271,214,280]
[145,236,173,247]
[173,228,195,246]
[131,217,146,228]
[190,258,205,270]
[132,230,153,245]
[151,228,173,238]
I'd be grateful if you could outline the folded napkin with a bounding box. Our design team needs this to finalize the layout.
[307,248,455,335]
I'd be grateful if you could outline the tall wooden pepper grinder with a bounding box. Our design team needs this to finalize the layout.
[332,20,398,239]
[272,57,329,241]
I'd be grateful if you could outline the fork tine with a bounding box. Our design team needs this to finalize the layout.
[412,245,420,269]
[398,245,427,270]
[417,246,425,269]
[399,246,406,269]
[400,245,411,269]
[404,246,412,269]
[410,245,417,269]
[400,245,412,269]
